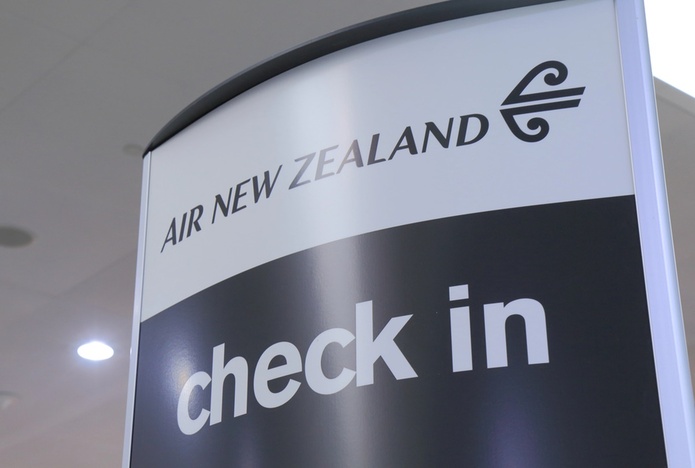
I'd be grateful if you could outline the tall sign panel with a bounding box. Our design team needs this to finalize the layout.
[124,0,695,466]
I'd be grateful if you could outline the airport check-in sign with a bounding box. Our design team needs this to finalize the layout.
[124,0,695,466]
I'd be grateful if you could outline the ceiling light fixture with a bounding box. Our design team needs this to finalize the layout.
[77,341,114,361]
[0,226,34,248]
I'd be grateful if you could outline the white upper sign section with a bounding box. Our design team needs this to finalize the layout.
[141,0,631,320]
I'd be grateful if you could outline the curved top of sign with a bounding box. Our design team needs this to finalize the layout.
[144,0,563,154]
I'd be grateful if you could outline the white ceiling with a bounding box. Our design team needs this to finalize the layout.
[0,1,692,467]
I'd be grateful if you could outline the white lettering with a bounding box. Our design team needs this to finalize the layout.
[305,328,356,395]
[175,287,551,436]
[210,343,248,424]
[484,298,550,368]
[449,284,473,372]
[177,371,212,435]
[355,301,417,386]
[254,341,302,408]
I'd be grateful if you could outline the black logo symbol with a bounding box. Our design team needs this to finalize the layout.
[501,61,585,142]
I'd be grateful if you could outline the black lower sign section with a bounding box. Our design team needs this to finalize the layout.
[130,196,666,467]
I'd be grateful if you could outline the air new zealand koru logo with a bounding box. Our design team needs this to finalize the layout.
[501,60,585,142]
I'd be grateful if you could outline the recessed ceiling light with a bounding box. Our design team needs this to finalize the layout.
[0,226,33,248]
[77,341,114,361]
